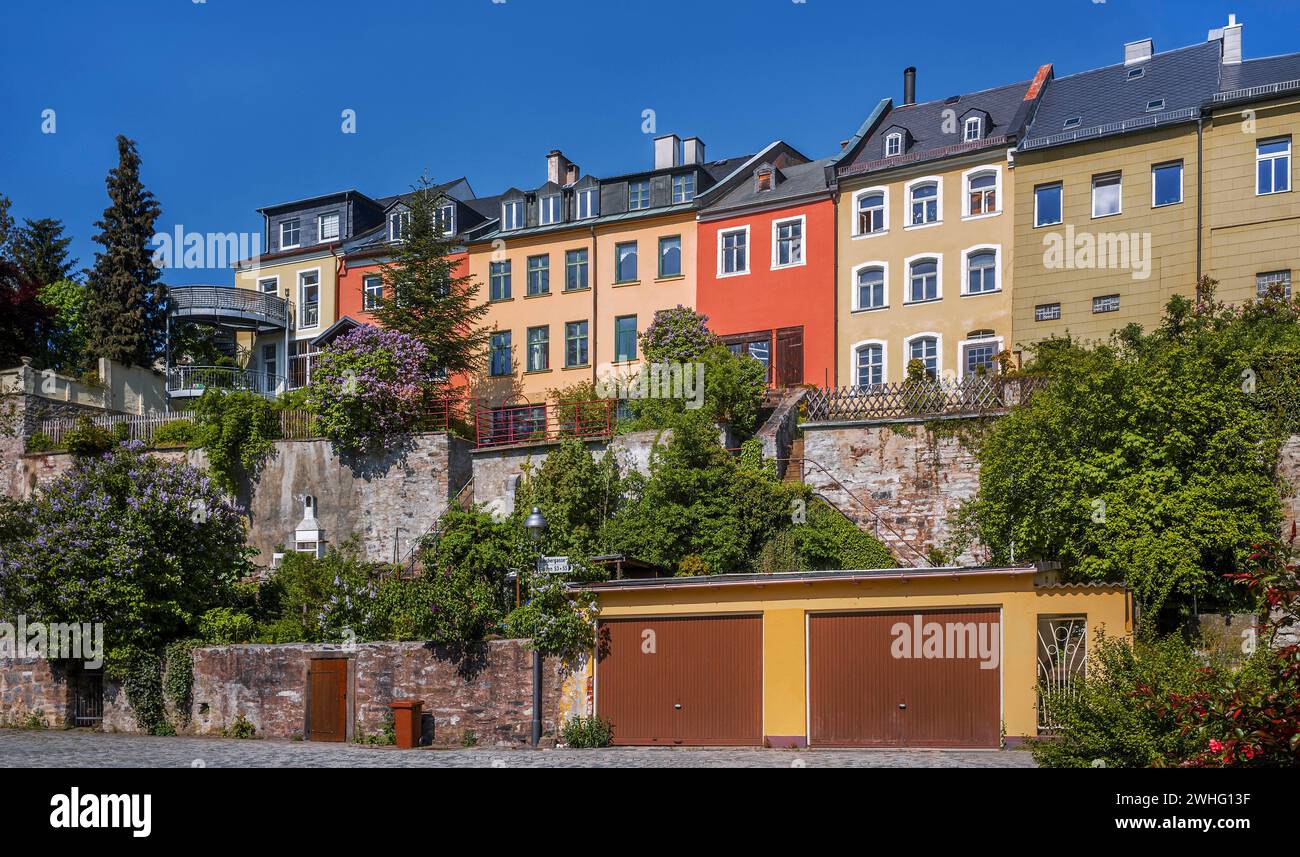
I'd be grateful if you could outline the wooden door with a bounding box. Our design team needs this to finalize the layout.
[776,326,804,387]
[307,658,348,742]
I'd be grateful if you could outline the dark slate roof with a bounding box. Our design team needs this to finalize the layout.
[1215,51,1300,104]
[837,78,1037,178]
[1022,40,1222,150]
[701,157,832,215]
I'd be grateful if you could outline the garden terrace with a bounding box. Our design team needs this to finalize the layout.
[804,376,1046,423]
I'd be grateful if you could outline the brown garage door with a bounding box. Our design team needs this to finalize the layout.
[809,609,1001,748]
[596,615,762,746]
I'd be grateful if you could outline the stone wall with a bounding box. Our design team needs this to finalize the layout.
[802,418,986,566]
[1,640,591,746]
[2,433,474,567]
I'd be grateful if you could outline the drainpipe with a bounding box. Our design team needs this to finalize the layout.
[590,225,599,389]
[1195,114,1204,291]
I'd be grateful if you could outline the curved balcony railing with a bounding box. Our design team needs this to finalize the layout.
[166,365,284,398]
[169,285,290,332]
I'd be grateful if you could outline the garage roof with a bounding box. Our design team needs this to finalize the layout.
[573,566,1040,592]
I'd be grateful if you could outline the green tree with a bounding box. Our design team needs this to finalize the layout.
[189,389,282,493]
[0,194,15,260]
[951,288,1297,612]
[606,412,797,574]
[13,217,78,287]
[639,305,719,363]
[38,278,90,372]
[513,438,622,561]
[84,135,166,367]
[373,176,491,386]
[629,345,768,439]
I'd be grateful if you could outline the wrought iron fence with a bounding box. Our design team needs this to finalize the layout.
[166,365,284,397]
[804,376,1046,422]
[168,285,290,324]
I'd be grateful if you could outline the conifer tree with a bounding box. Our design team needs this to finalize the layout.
[85,136,166,367]
[373,175,490,388]
[14,217,78,286]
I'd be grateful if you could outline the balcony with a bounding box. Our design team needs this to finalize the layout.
[166,365,284,399]
[169,285,290,332]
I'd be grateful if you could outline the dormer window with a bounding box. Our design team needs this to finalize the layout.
[279,218,301,250]
[539,194,561,225]
[672,173,695,203]
[501,200,525,230]
[963,116,983,142]
[628,180,651,211]
[1126,67,1145,81]
[885,132,903,157]
[1063,116,1082,130]
[388,210,410,242]
[755,168,774,192]
[318,211,340,243]
[575,187,599,219]
[1145,99,1165,113]
[437,203,456,236]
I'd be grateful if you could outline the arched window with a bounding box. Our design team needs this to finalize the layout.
[856,343,884,388]
[908,336,939,379]
[967,171,997,215]
[857,191,885,235]
[856,266,886,310]
[966,249,998,294]
[910,181,938,225]
[908,257,939,302]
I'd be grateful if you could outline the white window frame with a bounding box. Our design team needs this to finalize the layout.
[956,334,1004,381]
[575,188,598,219]
[1034,182,1063,228]
[257,275,279,295]
[1092,294,1122,314]
[904,175,943,229]
[628,180,651,211]
[851,186,889,238]
[539,194,562,226]
[850,261,889,312]
[961,244,1001,296]
[297,267,322,329]
[771,215,806,270]
[1256,269,1293,298]
[1151,161,1184,208]
[438,203,456,236]
[388,210,410,242]
[903,252,943,304]
[963,116,983,142]
[1256,137,1292,196]
[317,211,340,243]
[501,200,525,230]
[1035,302,1062,322]
[362,273,383,311]
[717,225,750,278]
[962,165,1002,219]
[279,218,301,250]
[1091,172,1123,219]
[672,173,696,204]
[903,331,944,380]
[885,132,903,157]
[850,339,888,388]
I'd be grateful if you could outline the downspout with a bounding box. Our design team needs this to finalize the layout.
[829,172,840,389]
[590,224,598,389]
[1195,113,1204,290]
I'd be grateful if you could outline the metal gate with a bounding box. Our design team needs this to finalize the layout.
[69,673,103,727]
[1036,616,1088,732]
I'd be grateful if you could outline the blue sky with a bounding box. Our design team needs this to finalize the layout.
[1,0,1297,285]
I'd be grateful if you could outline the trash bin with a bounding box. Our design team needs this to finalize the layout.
[390,699,423,749]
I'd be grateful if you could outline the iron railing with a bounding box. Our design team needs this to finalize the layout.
[473,399,616,448]
[804,376,1046,423]
[167,365,285,397]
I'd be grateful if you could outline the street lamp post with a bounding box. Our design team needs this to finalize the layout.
[523,507,547,748]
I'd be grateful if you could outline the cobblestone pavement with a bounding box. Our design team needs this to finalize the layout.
[0,729,1036,767]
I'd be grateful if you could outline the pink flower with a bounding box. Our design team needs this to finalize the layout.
[1208,739,1224,752]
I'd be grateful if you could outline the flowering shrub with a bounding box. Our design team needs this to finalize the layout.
[639,305,718,363]
[0,441,252,675]
[308,325,429,455]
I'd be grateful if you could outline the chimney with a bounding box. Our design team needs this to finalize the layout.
[682,136,706,165]
[565,162,580,184]
[1124,38,1154,65]
[654,134,681,170]
[546,149,571,185]
[903,67,916,105]
[1221,14,1243,65]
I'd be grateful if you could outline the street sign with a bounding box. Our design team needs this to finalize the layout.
[538,556,569,574]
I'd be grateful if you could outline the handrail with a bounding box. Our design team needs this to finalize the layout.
[393,475,477,577]
[169,285,290,323]
[166,365,284,396]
